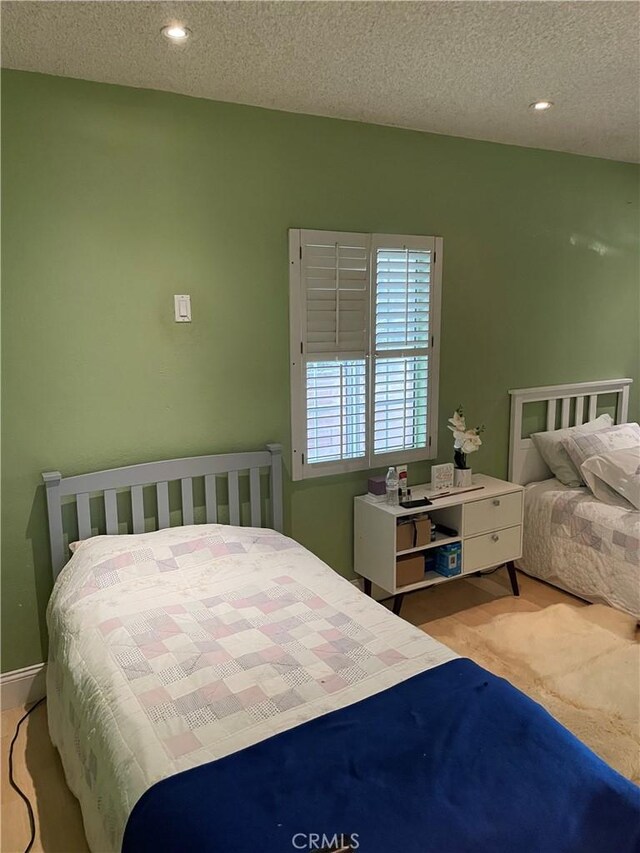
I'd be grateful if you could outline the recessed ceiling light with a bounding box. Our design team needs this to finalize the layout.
[529,100,554,112]
[161,24,191,42]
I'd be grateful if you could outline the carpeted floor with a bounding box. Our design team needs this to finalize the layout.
[425,601,640,783]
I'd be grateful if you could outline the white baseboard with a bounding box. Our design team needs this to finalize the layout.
[1,663,46,711]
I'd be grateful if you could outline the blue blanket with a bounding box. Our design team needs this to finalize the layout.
[123,659,640,853]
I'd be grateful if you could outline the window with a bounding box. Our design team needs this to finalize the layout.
[289,229,442,480]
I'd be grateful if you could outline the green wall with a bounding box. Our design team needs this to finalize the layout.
[2,70,638,673]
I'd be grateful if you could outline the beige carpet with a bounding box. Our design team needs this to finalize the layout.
[424,603,640,783]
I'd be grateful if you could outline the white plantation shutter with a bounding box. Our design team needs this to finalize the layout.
[374,355,429,453]
[290,229,441,480]
[290,230,371,479]
[306,360,367,464]
[371,236,436,460]
[374,247,431,352]
[302,231,370,357]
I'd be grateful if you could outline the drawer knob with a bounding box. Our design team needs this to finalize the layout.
[492,534,500,542]
[492,499,501,507]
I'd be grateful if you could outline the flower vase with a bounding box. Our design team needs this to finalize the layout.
[454,467,473,488]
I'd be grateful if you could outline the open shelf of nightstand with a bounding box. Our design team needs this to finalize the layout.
[396,532,462,557]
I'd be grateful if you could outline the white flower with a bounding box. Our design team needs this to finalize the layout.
[447,409,466,433]
[452,430,466,449]
[450,405,485,458]
[460,431,482,454]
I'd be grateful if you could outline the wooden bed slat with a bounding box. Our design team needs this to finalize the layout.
[43,472,66,577]
[104,490,118,535]
[267,443,283,532]
[575,396,585,425]
[76,493,92,540]
[546,399,557,431]
[131,486,145,534]
[588,395,598,420]
[618,385,630,424]
[560,397,571,428]
[205,475,217,523]
[157,481,170,529]
[249,468,261,527]
[228,471,240,526]
[181,478,194,525]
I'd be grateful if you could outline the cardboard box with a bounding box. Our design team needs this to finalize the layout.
[396,520,414,551]
[415,516,433,547]
[396,554,425,587]
[396,515,432,550]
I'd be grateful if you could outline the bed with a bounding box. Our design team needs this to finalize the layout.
[509,378,639,618]
[42,443,640,852]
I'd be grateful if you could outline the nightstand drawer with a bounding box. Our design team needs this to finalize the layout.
[463,491,522,537]
[463,525,522,572]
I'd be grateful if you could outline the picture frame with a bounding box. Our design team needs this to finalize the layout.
[431,462,454,492]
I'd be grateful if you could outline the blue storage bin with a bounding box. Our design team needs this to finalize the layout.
[434,542,462,577]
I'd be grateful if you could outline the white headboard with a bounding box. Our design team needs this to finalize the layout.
[508,378,633,485]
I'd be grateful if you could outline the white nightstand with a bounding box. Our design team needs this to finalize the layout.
[354,474,524,615]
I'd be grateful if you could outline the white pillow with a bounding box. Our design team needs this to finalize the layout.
[562,424,640,508]
[563,423,640,468]
[530,413,613,487]
[580,447,640,510]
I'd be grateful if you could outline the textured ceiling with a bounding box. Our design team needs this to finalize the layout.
[2,1,639,163]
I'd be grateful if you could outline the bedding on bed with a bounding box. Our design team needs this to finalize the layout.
[530,413,613,486]
[580,446,640,510]
[46,524,457,852]
[519,479,640,618]
[123,657,640,853]
[558,421,640,511]
[563,422,640,467]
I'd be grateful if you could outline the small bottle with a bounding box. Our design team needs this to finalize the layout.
[386,467,399,506]
[398,466,409,502]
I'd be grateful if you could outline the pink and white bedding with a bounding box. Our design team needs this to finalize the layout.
[46,524,456,852]
[518,479,640,618]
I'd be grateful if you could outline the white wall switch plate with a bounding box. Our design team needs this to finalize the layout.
[174,294,191,322]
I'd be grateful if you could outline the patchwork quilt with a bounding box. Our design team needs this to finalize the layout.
[47,524,456,851]
[519,479,640,617]
[123,659,640,853]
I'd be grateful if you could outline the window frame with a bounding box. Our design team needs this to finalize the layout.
[289,229,442,481]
